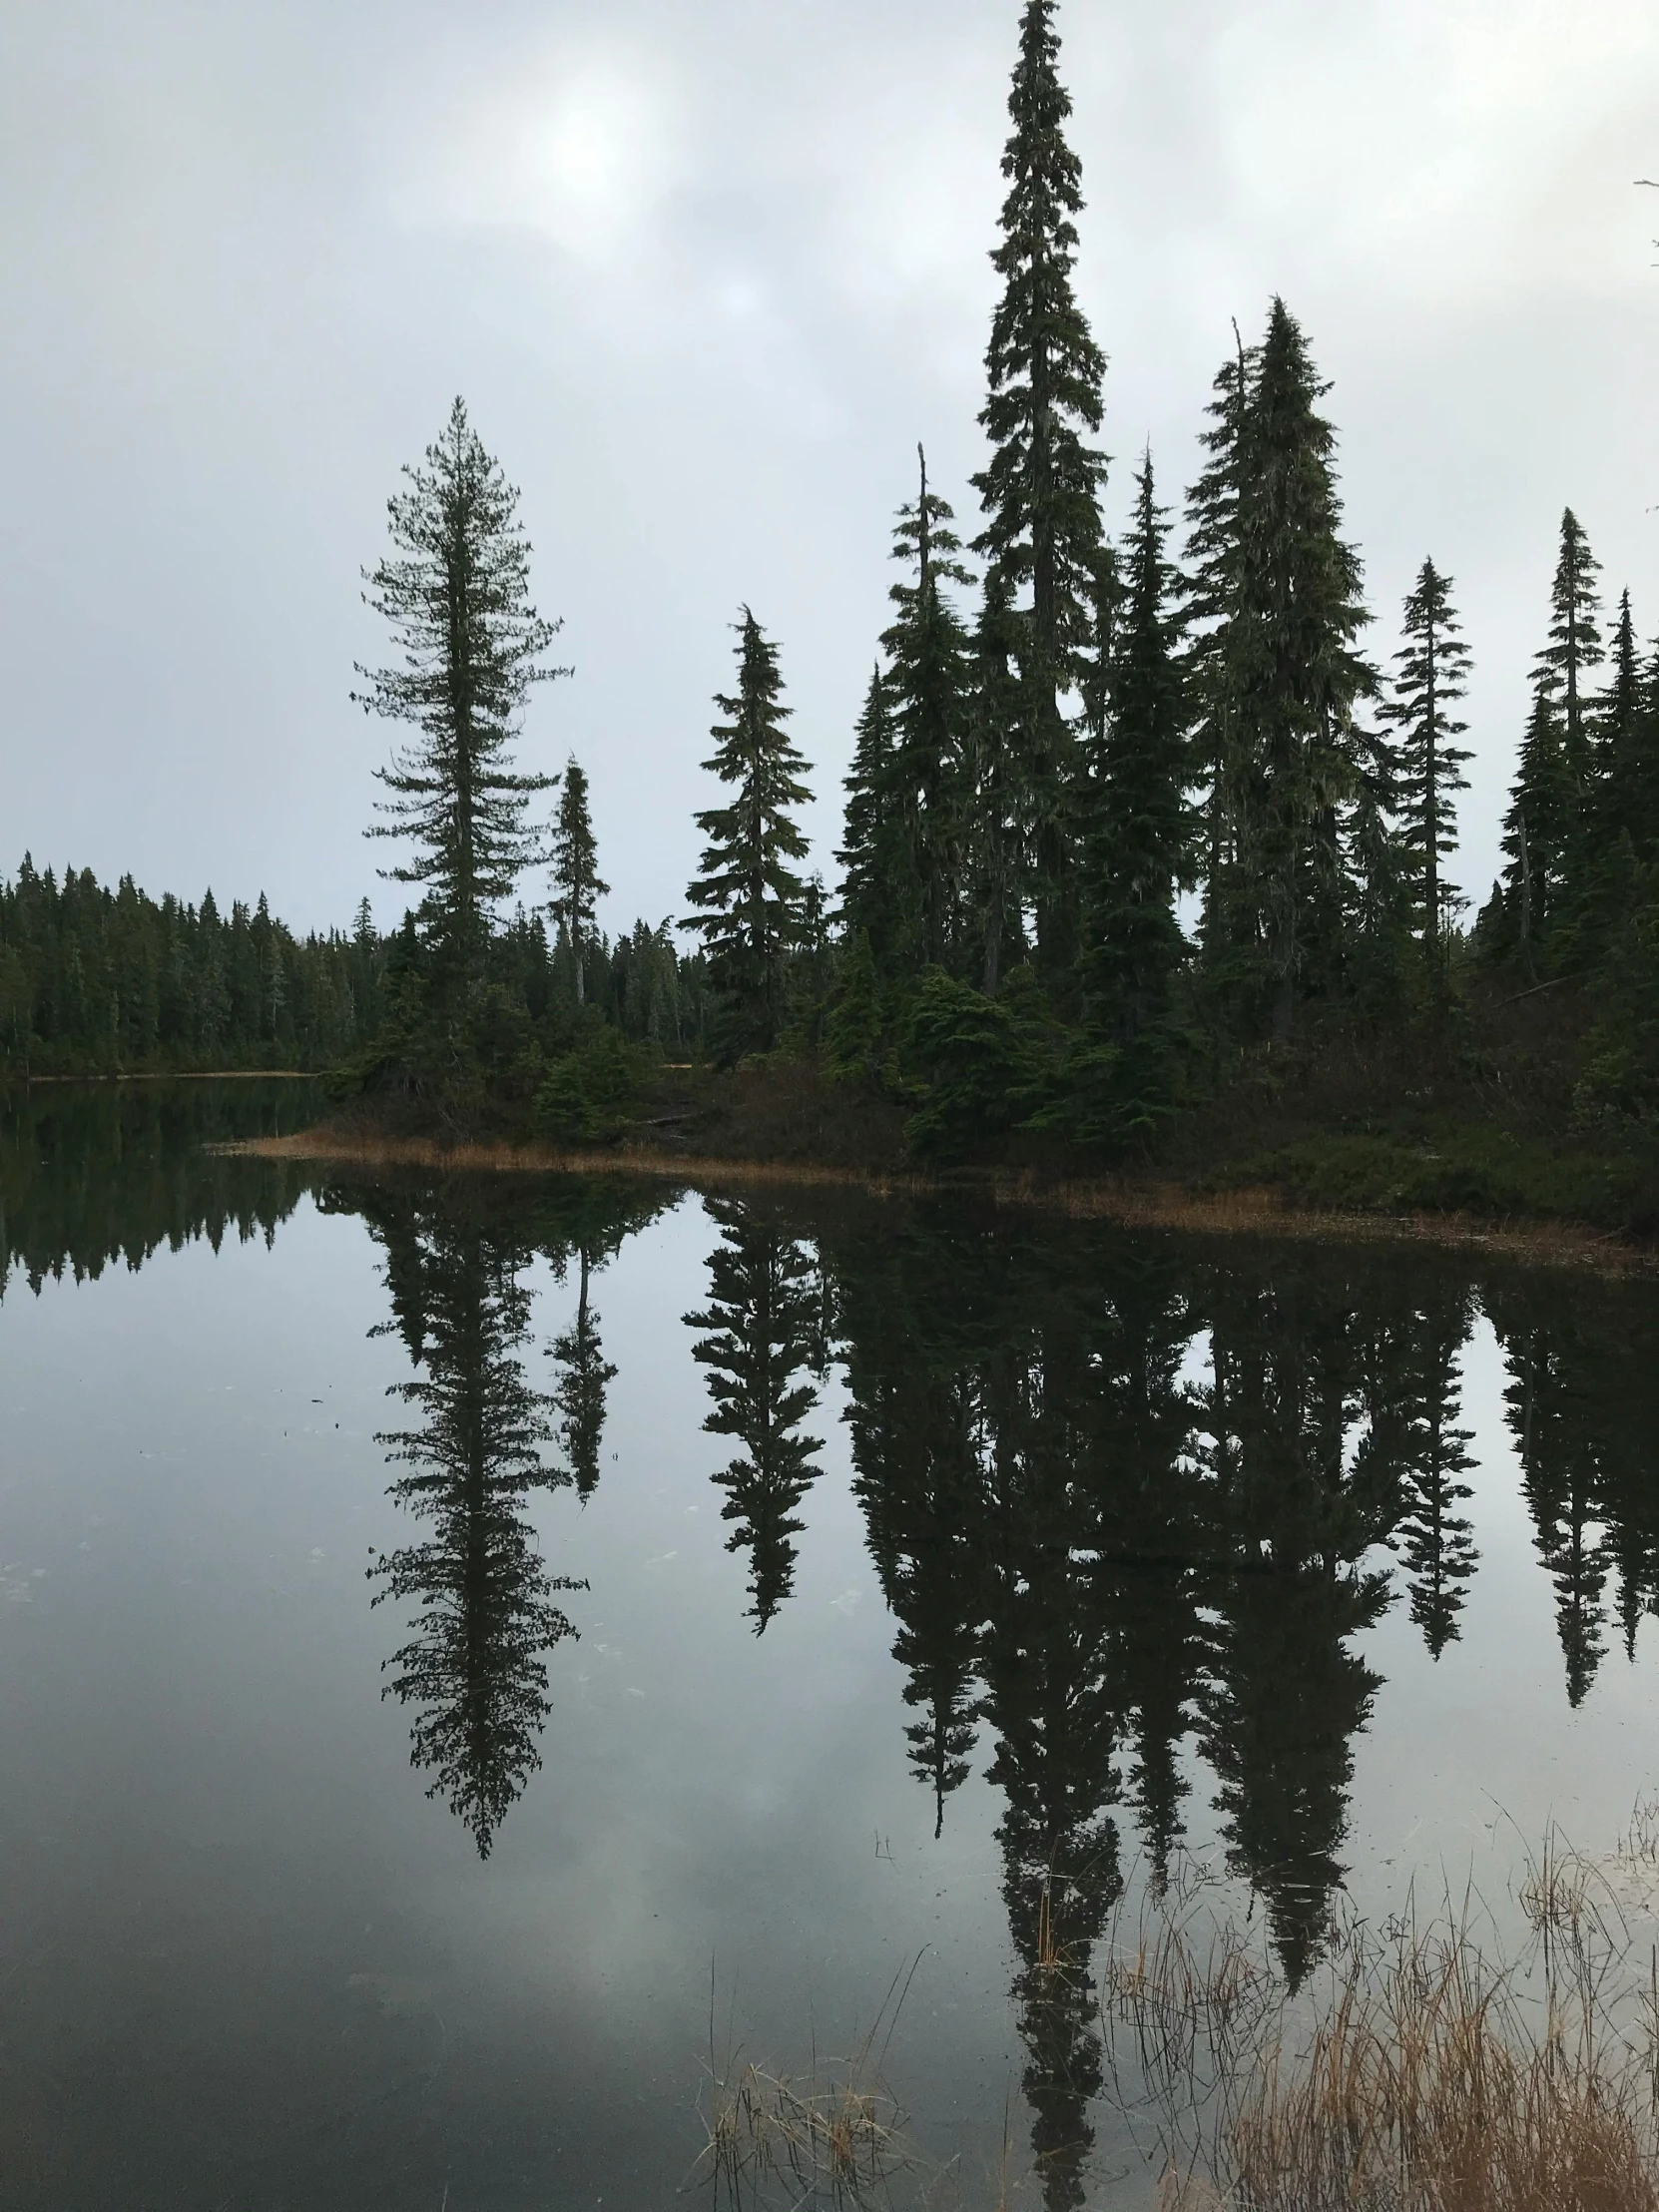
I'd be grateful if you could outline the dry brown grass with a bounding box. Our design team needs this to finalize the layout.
[691,1957,927,2208]
[1104,1842,1659,2212]
[219,1125,1654,1275]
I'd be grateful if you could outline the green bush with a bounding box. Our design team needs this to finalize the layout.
[902,965,1062,1159]
[533,1026,647,1145]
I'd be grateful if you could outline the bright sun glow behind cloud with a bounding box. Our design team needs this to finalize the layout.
[400,44,683,263]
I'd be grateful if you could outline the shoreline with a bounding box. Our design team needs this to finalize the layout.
[220,1125,1655,1276]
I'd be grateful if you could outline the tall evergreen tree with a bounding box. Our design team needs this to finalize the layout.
[685,610,813,1061]
[1380,559,1473,963]
[548,754,608,1006]
[1222,299,1375,1034]
[1592,590,1659,908]
[355,397,564,1000]
[963,570,1031,993]
[972,0,1108,982]
[1536,508,1604,807]
[1184,333,1256,958]
[836,667,909,969]
[1078,450,1190,1049]
[1492,680,1571,971]
[880,446,974,972]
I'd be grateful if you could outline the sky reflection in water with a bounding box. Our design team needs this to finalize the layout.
[3,1082,1658,2209]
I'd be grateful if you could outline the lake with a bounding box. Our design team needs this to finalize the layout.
[3,1080,1658,2209]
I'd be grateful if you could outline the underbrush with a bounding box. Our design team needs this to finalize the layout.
[1202,1128,1659,1235]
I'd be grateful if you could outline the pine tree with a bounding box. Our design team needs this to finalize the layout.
[835,667,909,970]
[1078,450,1190,1048]
[1184,333,1257,958]
[880,445,974,972]
[972,0,1108,982]
[685,609,813,1061]
[549,754,609,1006]
[1536,508,1604,805]
[1593,590,1659,895]
[1380,559,1473,964]
[1224,299,1375,1034]
[355,397,565,1000]
[1495,681,1573,973]
[963,570,1031,993]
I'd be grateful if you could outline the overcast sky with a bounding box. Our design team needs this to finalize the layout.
[3,0,1656,937]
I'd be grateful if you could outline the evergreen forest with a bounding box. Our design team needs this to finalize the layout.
[8,0,1659,1235]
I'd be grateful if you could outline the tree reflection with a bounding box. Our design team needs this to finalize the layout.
[686,1199,825,1632]
[360,1184,579,1857]
[0,1077,317,1297]
[823,1210,1504,2191]
[542,1182,646,1501]
[343,1175,666,1856]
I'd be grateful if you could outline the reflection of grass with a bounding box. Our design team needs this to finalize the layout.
[1103,1838,1659,2212]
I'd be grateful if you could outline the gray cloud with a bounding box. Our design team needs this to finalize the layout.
[2,0,1655,932]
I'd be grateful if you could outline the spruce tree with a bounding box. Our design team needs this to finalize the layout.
[1078,451,1189,1049]
[1495,680,1572,972]
[963,570,1030,993]
[1183,334,1257,958]
[880,445,974,972]
[684,609,813,1060]
[1379,559,1472,963]
[836,667,910,971]
[1536,508,1604,805]
[972,0,1108,981]
[355,397,565,1000]
[1593,590,1659,888]
[1224,299,1375,1034]
[549,754,609,1006]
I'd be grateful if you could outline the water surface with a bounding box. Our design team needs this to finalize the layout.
[3,1081,1658,2208]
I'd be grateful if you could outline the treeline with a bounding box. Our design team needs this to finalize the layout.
[332,0,1659,1163]
[0,861,379,1074]
[0,854,712,1080]
[670,0,1659,1150]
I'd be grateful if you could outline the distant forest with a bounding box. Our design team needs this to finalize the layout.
[6,0,1657,1168]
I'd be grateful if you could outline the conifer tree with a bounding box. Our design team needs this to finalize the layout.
[549,754,609,1006]
[685,609,813,1060]
[1536,508,1604,805]
[1494,681,1571,971]
[963,571,1030,993]
[1594,590,1659,876]
[1380,559,1473,964]
[1224,299,1375,1034]
[880,445,974,971]
[1078,450,1190,1048]
[1184,334,1256,954]
[355,397,565,999]
[835,667,909,970]
[972,0,1108,980]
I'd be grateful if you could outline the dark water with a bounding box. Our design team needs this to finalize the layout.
[4,1081,1659,2209]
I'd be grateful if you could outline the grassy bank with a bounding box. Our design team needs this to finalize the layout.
[227,1107,1654,1280]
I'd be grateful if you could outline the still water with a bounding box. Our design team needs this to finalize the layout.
[3,1081,1659,2209]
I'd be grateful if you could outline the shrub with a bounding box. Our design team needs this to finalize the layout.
[532,1026,647,1145]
